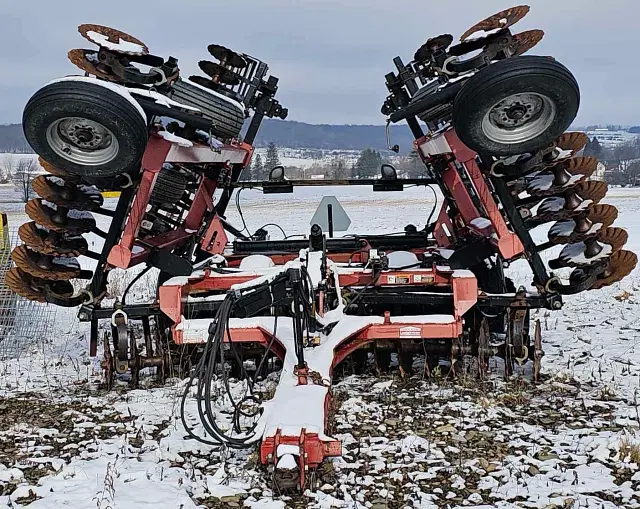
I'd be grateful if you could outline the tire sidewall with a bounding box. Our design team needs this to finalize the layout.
[453,59,579,156]
[23,82,148,178]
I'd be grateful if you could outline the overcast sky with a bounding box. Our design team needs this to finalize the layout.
[0,0,636,126]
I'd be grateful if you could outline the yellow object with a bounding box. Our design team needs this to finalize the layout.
[0,213,8,250]
[101,191,121,199]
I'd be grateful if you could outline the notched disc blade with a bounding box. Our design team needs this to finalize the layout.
[588,204,619,230]
[548,204,618,244]
[78,24,149,56]
[574,180,608,204]
[18,222,88,257]
[25,199,95,234]
[207,44,247,68]
[32,175,103,211]
[197,61,241,85]
[11,245,82,281]
[591,250,637,290]
[536,181,608,218]
[188,75,221,92]
[554,227,628,268]
[562,156,598,176]
[598,227,629,254]
[460,5,530,41]
[555,132,588,154]
[5,267,74,303]
[510,29,544,56]
[414,34,454,61]
[68,49,120,81]
[38,157,79,181]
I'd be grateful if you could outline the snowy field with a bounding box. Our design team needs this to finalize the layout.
[0,186,640,508]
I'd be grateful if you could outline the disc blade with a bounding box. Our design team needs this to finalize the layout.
[510,29,544,56]
[591,250,637,290]
[197,61,241,85]
[32,175,103,211]
[548,204,618,244]
[78,24,149,56]
[553,227,628,268]
[38,157,80,181]
[206,44,247,68]
[11,245,82,281]
[68,49,120,82]
[526,157,597,197]
[536,181,608,218]
[18,222,88,257]
[25,199,95,234]
[5,267,74,303]
[414,34,454,61]
[555,132,589,154]
[188,75,220,92]
[574,180,608,204]
[460,5,531,41]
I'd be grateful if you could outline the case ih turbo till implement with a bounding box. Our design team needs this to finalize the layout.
[6,6,637,490]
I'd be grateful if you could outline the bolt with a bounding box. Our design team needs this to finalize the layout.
[78,312,89,321]
[553,301,562,310]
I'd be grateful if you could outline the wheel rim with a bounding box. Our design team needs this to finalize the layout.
[46,117,119,166]
[481,92,556,145]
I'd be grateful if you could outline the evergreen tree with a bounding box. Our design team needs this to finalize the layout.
[328,158,348,179]
[354,148,383,178]
[252,154,264,181]
[265,142,281,172]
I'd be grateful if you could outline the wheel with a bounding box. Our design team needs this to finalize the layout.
[169,78,245,140]
[452,56,580,156]
[410,84,454,125]
[150,165,187,206]
[23,79,149,178]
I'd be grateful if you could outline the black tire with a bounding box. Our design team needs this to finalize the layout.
[410,85,453,124]
[23,80,148,178]
[168,78,245,140]
[452,56,580,156]
[150,166,187,206]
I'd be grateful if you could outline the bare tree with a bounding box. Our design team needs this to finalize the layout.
[0,154,15,184]
[12,158,39,203]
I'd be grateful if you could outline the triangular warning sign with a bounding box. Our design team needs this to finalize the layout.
[310,196,351,233]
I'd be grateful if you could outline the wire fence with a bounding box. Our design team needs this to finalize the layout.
[0,215,57,359]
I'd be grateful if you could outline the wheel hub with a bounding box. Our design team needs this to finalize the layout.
[46,117,119,166]
[482,92,556,144]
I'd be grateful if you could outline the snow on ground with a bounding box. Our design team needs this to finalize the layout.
[1,186,640,508]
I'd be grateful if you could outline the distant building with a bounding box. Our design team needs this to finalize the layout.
[583,129,640,149]
[591,161,606,181]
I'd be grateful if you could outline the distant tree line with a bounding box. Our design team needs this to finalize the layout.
[242,144,429,181]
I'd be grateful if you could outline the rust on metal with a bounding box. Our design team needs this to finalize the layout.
[592,250,638,289]
[207,44,247,68]
[32,175,103,211]
[25,199,95,234]
[510,29,544,56]
[18,222,88,258]
[197,61,241,85]
[555,132,588,154]
[5,267,74,303]
[78,24,149,56]
[460,5,531,41]
[574,180,608,204]
[38,157,79,181]
[68,49,118,81]
[11,245,82,281]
